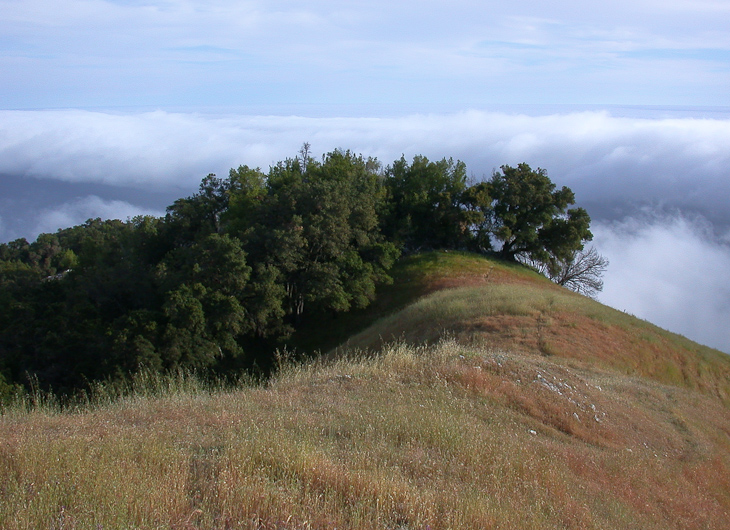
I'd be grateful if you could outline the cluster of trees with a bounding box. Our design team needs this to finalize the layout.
[0,148,602,396]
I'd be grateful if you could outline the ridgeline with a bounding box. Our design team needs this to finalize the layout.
[1,250,729,529]
[1,149,729,528]
[1,151,595,396]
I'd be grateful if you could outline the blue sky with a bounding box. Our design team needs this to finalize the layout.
[2,0,729,110]
[1,0,730,352]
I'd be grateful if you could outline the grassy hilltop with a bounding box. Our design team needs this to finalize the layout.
[2,251,730,529]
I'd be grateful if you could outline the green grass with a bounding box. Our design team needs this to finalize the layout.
[331,254,730,403]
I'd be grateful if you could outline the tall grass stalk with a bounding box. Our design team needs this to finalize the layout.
[1,368,257,418]
[2,339,730,529]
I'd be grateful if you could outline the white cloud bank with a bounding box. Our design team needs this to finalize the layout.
[2,108,730,218]
[1,108,729,352]
[595,213,730,353]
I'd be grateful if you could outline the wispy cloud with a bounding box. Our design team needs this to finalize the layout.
[595,212,730,353]
[1,0,728,108]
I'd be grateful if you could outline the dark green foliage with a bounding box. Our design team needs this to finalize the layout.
[382,155,472,250]
[460,181,494,252]
[165,174,231,241]
[487,163,592,264]
[156,233,251,368]
[231,150,399,324]
[0,149,596,397]
[0,217,169,392]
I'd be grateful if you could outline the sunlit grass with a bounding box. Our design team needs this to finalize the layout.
[339,279,730,403]
[2,339,730,529]
[3,250,730,529]
[289,250,543,355]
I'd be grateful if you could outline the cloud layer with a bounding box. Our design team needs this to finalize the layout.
[595,213,730,353]
[2,108,730,222]
[1,107,729,353]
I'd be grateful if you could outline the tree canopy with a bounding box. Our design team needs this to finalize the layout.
[382,155,471,250]
[0,148,601,398]
[487,163,592,264]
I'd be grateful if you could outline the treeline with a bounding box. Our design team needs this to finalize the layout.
[0,149,593,397]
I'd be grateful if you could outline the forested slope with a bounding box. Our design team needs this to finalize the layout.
[0,150,595,397]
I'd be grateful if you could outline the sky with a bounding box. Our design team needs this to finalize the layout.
[1,0,729,352]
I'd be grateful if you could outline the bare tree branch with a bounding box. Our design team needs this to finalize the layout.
[552,247,608,298]
[520,246,608,298]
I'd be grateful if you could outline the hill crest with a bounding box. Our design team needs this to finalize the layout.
[2,250,730,529]
[315,251,730,403]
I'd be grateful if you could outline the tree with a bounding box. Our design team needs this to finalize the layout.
[230,150,398,324]
[542,246,608,298]
[460,181,494,252]
[486,163,593,264]
[298,142,312,172]
[155,233,253,368]
[225,164,267,235]
[383,155,471,250]
[164,174,231,244]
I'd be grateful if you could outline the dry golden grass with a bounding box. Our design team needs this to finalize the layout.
[2,339,730,529]
[3,251,730,529]
[338,265,730,405]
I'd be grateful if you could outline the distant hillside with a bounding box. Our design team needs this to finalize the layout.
[2,250,729,529]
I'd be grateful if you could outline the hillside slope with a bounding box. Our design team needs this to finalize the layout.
[334,251,730,403]
[1,251,729,530]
